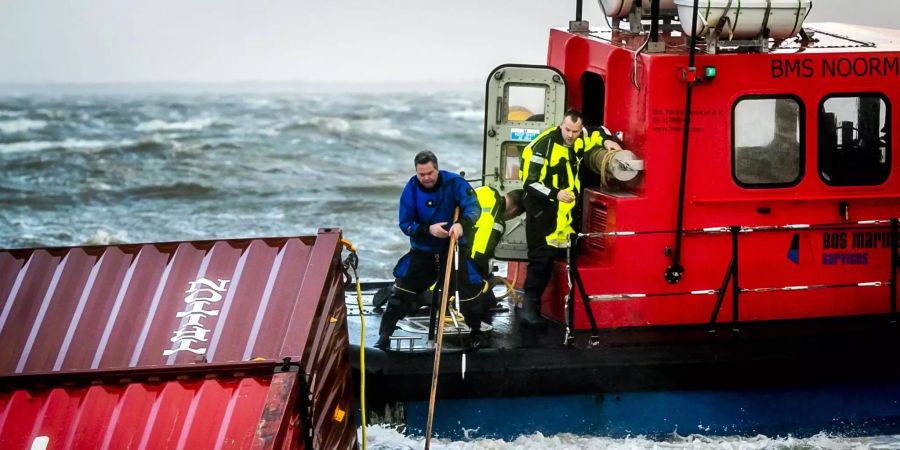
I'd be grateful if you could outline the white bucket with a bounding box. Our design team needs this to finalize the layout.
[674,0,812,39]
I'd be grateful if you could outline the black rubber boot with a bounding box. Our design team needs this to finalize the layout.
[372,285,393,309]
[374,333,392,351]
[468,330,489,350]
[519,295,548,329]
[377,295,407,351]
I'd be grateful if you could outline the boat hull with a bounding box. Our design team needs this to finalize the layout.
[352,310,900,439]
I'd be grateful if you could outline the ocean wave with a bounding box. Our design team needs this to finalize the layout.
[0,187,76,206]
[370,128,404,139]
[82,229,130,246]
[382,104,412,113]
[121,182,218,200]
[88,181,114,191]
[0,119,48,134]
[33,109,68,120]
[243,127,280,137]
[439,97,477,108]
[447,109,483,121]
[244,98,272,109]
[356,118,407,140]
[314,117,351,134]
[0,139,111,154]
[0,91,484,281]
[217,142,242,150]
[135,118,214,132]
[361,427,888,450]
[279,116,411,140]
[335,183,402,197]
[120,139,169,153]
[279,121,317,132]
[279,117,352,135]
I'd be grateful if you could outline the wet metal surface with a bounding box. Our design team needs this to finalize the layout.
[0,362,297,450]
[0,231,343,374]
[1,230,359,449]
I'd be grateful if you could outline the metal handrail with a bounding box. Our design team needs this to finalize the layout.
[578,219,895,238]
[571,217,899,326]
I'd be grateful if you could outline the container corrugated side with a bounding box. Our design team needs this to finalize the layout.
[0,230,341,374]
[0,362,305,450]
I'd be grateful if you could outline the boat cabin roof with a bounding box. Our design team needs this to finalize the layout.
[571,22,900,55]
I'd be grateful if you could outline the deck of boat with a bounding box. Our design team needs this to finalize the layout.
[346,281,900,403]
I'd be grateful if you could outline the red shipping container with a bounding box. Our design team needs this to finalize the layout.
[0,362,346,449]
[0,230,358,449]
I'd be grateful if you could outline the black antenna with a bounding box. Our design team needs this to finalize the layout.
[569,0,589,32]
[666,0,701,284]
[649,0,660,42]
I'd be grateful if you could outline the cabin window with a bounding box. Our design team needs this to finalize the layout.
[818,94,891,186]
[504,85,546,122]
[500,142,526,180]
[732,96,804,187]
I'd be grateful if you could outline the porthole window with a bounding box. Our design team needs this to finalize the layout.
[818,94,891,186]
[504,85,547,123]
[500,142,525,180]
[732,96,804,187]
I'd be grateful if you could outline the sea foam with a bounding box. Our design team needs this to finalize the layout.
[0,139,111,154]
[135,118,214,132]
[0,119,48,134]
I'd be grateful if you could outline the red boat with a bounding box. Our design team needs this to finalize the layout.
[2,0,899,445]
[487,2,899,333]
[355,0,900,440]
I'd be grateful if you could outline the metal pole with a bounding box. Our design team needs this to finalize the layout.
[569,238,600,344]
[891,218,898,315]
[427,253,440,345]
[565,243,574,346]
[665,0,701,284]
[709,255,735,324]
[424,209,460,449]
[731,226,740,323]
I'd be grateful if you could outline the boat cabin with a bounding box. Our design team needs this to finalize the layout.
[481,0,899,332]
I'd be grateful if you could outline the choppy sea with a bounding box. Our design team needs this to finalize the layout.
[1,87,898,449]
[0,89,485,280]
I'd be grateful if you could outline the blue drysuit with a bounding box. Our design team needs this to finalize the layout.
[378,170,486,347]
[398,170,480,254]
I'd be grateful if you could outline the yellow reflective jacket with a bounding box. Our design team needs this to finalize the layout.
[470,186,505,271]
[519,126,612,247]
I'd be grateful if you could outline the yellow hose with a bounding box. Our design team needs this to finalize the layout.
[340,239,366,450]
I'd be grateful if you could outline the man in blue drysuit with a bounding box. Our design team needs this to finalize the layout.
[375,150,485,350]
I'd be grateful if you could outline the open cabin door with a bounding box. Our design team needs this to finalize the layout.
[482,64,567,260]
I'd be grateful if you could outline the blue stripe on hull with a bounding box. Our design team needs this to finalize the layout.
[404,383,900,440]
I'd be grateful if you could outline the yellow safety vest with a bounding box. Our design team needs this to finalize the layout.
[519,127,607,247]
[470,186,504,263]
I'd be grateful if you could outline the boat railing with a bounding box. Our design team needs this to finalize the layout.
[570,218,899,340]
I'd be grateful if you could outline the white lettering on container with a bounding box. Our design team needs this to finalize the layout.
[163,278,230,356]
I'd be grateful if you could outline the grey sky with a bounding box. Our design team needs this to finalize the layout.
[0,0,895,84]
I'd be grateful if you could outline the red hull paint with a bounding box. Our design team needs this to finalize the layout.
[0,364,311,450]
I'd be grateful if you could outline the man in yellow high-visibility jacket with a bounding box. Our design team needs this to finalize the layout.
[469,186,525,277]
[518,109,621,328]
